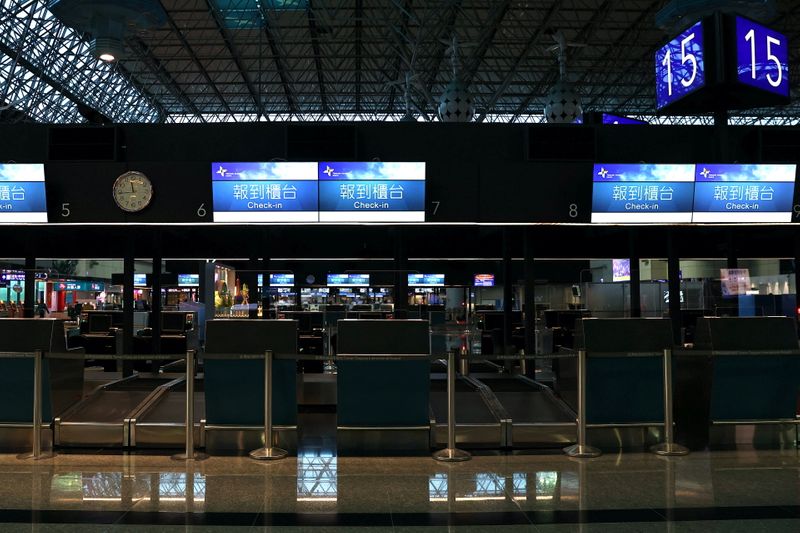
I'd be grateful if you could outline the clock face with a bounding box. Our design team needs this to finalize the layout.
[113,171,153,212]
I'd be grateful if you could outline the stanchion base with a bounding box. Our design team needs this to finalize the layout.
[249,447,289,460]
[650,442,690,456]
[563,444,602,458]
[432,448,471,462]
[16,451,55,461]
[171,451,209,461]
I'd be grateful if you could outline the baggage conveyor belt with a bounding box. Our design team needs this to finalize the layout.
[129,378,204,448]
[429,373,509,448]
[54,374,183,447]
[470,374,577,448]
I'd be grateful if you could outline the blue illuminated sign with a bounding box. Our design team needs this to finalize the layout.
[54,281,104,292]
[212,162,318,222]
[269,273,295,287]
[133,274,147,286]
[655,20,705,110]
[602,114,648,125]
[318,162,425,222]
[408,274,445,287]
[0,164,47,223]
[326,274,370,287]
[591,164,695,223]
[692,164,796,222]
[735,17,789,97]
[178,274,199,287]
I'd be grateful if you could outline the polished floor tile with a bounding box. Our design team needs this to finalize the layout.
[0,449,798,530]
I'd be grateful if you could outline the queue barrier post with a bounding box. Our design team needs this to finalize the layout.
[249,350,288,460]
[651,348,689,456]
[433,349,471,462]
[563,349,602,458]
[18,350,54,460]
[172,350,207,461]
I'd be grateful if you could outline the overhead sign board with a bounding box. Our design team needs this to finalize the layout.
[591,164,696,223]
[317,162,425,222]
[212,162,319,222]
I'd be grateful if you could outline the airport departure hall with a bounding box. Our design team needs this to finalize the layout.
[3,0,800,531]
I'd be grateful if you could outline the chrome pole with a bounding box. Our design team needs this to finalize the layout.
[19,350,54,460]
[173,350,206,461]
[433,349,470,462]
[563,349,601,458]
[651,348,689,456]
[250,350,288,460]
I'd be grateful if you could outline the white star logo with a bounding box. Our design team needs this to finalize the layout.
[598,167,609,178]
[700,167,711,178]
[323,165,335,177]
[216,166,227,177]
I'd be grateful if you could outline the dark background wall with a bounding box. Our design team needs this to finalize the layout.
[0,122,797,260]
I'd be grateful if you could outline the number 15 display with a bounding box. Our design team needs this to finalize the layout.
[736,16,789,97]
[655,20,705,110]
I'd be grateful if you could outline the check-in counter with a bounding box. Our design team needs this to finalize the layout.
[203,319,298,453]
[574,318,675,450]
[0,319,84,449]
[693,317,800,448]
[336,319,431,454]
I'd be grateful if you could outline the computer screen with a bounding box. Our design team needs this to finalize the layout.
[161,313,186,332]
[88,313,112,333]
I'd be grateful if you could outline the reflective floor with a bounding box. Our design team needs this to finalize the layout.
[1,447,800,531]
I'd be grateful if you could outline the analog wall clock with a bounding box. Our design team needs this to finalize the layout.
[113,171,153,212]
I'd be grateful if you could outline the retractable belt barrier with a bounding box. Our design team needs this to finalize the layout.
[563,348,688,458]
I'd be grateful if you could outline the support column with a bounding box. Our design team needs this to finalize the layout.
[23,256,35,318]
[629,231,641,318]
[151,252,162,358]
[795,235,800,320]
[202,261,215,342]
[502,228,513,355]
[394,228,407,317]
[727,229,739,314]
[122,254,134,377]
[668,231,682,345]
[523,229,536,357]
[245,257,260,319]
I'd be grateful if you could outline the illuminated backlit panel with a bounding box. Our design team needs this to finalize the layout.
[655,20,706,110]
[692,164,796,222]
[591,164,695,223]
[318,162,425,222]
[212,162,318,222]
[408,274,444,287]
[0,164,47,223]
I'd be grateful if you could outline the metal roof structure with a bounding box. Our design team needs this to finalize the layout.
[0,0,799,125]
